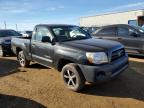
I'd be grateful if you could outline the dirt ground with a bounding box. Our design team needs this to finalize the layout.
[0,56,144,108]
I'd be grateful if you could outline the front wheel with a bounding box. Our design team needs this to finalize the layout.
[18,51,30,67]
[61,63,85,92]
[1,51,6,57]
[1,46,6,57]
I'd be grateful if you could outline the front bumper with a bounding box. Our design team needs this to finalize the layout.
[78,54,128,83]
[2,43,13,54]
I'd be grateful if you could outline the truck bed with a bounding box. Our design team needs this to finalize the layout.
[11,36,31,56]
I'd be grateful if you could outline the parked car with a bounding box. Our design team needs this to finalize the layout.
[80,27,99,34]
[19,31,32,37]
[92,24,144,55]
[12,24,128,92]
[0,29,22,57]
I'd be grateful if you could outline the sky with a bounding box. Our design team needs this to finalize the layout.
[0,0,144,31]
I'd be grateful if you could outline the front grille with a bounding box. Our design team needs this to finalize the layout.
[111,48,125,62]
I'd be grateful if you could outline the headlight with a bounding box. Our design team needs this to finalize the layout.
[86,52,108,64]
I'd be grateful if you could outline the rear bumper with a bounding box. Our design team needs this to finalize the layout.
[78,54,128,83]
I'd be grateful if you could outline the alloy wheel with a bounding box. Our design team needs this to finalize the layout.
[63,70,77,87]
[18,53,25,66]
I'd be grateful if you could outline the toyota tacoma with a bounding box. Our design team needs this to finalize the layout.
[12,24,128,92]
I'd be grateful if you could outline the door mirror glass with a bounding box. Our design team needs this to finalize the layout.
[41,36,51,42]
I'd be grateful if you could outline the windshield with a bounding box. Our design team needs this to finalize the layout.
[132,26,144,33]
[0,30,21,37]
[51,26,91,42]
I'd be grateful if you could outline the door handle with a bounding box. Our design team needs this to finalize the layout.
[99,37,103,39]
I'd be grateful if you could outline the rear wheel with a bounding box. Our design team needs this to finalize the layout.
[18,51,30,67]
[61,63,85,92]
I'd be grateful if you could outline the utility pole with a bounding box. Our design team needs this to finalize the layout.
[16,24,18,31]
[4,21,6,29]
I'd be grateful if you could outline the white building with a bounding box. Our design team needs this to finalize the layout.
[80,9,144,27]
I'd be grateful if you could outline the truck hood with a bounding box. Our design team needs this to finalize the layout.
[61,38,123,52]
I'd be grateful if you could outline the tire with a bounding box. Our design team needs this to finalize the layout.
[61,63,85,92]
[1,45,6,57]
[18,51,30,67]
[1,51,6,57]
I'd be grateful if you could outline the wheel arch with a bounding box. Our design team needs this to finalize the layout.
[57,59,75,72]
[16,47,30,60]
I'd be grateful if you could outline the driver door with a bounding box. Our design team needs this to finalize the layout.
[31,26,54,67]
[117,26,142,53]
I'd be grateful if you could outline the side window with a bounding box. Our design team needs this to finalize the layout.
[34,27,50,42]
[31,28,36,40]
[97,27,116,36]
[118,27,137,36]
[117,27,129,36]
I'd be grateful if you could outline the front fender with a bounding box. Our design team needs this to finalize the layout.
[54,48,86,68]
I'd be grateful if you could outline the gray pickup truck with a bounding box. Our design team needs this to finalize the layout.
[12,24,128,91]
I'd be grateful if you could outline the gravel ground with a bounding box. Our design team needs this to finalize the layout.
[0,56,144,108]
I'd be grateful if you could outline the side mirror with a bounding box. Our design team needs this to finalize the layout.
[41,36,51,43]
